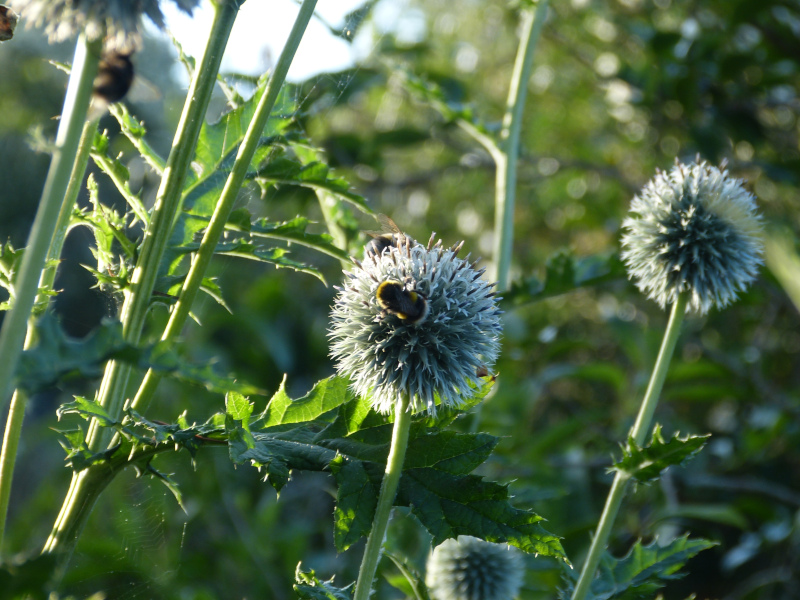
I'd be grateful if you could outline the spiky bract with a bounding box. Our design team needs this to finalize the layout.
[621,160,763,314]
[328,236,502,415]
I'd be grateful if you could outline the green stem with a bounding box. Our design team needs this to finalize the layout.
[0,120,97,552]
[492,0,548,293]
[353,395,412,600]
[470,1,547,434]
[131,0,319,414]
[570,293,688,600]
[0,36,100,413]
[45,1,240,565]
[85,0,240,453]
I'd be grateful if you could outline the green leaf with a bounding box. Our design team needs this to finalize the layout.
[560,536,717,600]
[613,425,710,483]
[383,550,432,600]
[17,314,264,397]
[256,156,369,212]
[247,215,351,262]
[226,392,254,431]
[294,564,354,600]
[503,250,627,307]
[226,383,565,560]
[258,376,351,428]
[0,242,58,313]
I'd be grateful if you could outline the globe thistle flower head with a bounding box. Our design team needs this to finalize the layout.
[8,0,200,51]
[426,536,525,600]
[621,160,763,314]
[328,234,502,415]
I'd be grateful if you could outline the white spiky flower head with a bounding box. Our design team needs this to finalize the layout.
[8,0,200,51]
[328,235,502,415]
[621,160,764,315]
[426,536,525,600]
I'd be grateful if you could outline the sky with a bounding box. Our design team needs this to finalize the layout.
[157,0,377,81]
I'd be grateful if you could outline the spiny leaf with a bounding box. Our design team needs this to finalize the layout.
[256,157,369,211]
[225,382,565,561]
[0,242,58,313]
[294,564,353,600]
[16,314,264,396]
[257,376,352,428]
[503,250,627,307]
[613,425,710,483]
[108,103,166,175]
[559,535,717,600]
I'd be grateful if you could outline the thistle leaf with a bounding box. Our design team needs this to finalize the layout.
[613,424,710,483]
[559,536,717,599]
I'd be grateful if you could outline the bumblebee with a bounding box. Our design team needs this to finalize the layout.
[0,6,18,42]
[93,50,135,105]
[376,280,429,325]
[364,214,416,258]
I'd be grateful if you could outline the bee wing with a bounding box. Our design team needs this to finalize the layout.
[376,213,403,235]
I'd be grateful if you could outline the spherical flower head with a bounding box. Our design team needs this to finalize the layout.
[8,0,200,51]
[328,236,502,415]
[621,160,763,315]
[426,536,525,600]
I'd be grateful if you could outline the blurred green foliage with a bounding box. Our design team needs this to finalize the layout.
[1,0,799,598]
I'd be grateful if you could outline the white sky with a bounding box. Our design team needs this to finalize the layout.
[157,0,374,81]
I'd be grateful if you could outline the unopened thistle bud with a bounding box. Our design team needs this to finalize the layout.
[328,235,502,415]
[426,536,525,600]
[621,160,763,314]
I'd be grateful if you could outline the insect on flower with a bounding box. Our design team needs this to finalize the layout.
[376,279,429,325]
[364,213,416,259]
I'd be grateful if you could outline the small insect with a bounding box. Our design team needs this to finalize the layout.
[364,214,416,259]
[93,50,135,105]
[376,280,429,325]
[0,5,18,42]
[476,364,497,382]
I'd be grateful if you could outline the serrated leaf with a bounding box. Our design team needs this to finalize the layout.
[226,392,254,428]
[258,376,351,428]
[613,425,710,483]
[16,314,264,397]
[256,157,369,211]
[247,215,351,262]
[294,564,353,600]
[504,251,627,307]
[226,383,565,559]
[560,536,717,600]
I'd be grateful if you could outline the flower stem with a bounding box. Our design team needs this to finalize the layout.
[85,0,240,453]
[570,293,688,600]
[0,36,100,414]
[131,0,319,414]
[44,1,240,565]
[353,395,412,600]
[0,120,97,552]
[492,0,548,293]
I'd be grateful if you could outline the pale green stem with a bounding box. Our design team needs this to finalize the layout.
[44,1,240,565]
[571,293,688,600]
[353,395,412,600]
[491,0,548,293]
[0,120,97,551]
[469,1,547,433]
[85,0,240,453]
[130,0,319,414]
[0,36,99,413]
